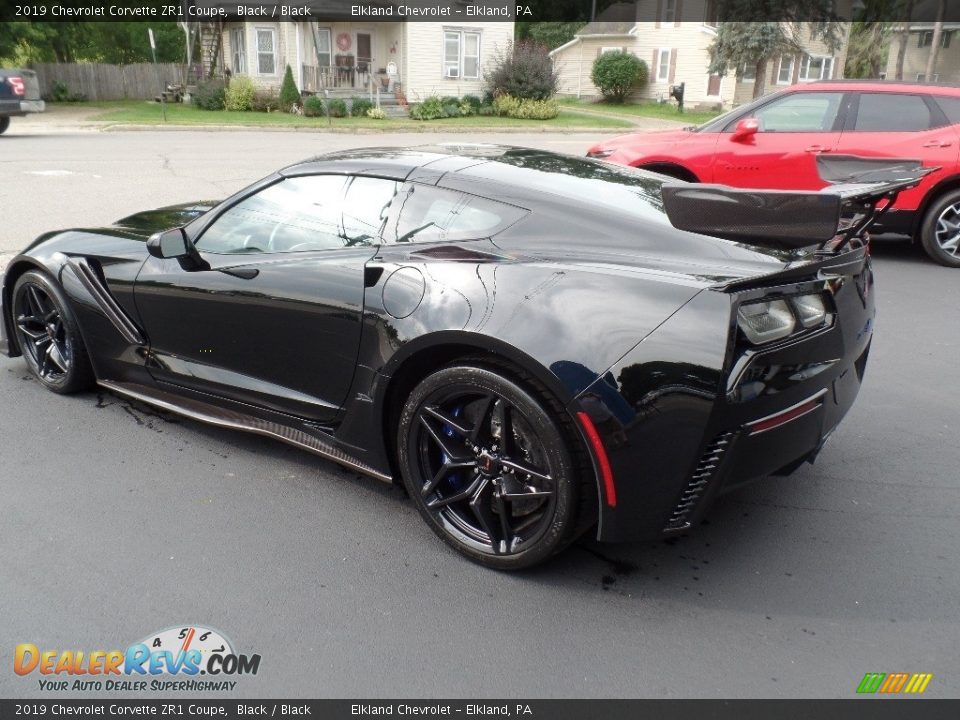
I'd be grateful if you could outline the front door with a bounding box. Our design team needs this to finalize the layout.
[711,90,849,189]
[133,173,401,422]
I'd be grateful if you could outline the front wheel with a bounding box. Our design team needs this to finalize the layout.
[920,189,960,268]
[12,270,95,394]
[397,364,582,569]
[0,117,10,135]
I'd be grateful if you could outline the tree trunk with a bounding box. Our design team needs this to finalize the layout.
[752,57,768,99]
[895,0,915,80]
[924,2,947,82]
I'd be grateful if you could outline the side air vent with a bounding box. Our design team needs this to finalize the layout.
[664,431,736,531]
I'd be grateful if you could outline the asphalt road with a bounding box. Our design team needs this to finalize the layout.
[0,125,958,699]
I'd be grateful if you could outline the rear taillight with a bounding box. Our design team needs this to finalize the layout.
[737,292,830,346]
[8,77,25,96]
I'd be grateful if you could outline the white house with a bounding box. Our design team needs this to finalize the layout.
[212,20,514,101]
[550,1,849,109]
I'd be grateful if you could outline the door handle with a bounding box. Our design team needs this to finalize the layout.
[804,145,831,153]
[219,267,259,280]
[922,140,952,148]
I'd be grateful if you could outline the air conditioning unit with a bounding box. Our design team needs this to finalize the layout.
[446,67,459,79]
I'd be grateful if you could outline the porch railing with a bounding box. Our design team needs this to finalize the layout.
[302,56,375,92]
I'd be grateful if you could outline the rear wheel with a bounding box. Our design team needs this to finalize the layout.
[0,117,10,135]
[920,189,960,268]
[397,364,582,569]
[12,270,95,394]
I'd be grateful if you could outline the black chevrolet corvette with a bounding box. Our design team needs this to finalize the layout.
[0,146,924,568]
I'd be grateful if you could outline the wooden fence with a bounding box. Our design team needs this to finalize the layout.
[29,63,184,101]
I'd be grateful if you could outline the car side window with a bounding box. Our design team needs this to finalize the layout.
[196,175,348,254]
[934,96,960,125]
[852,93,933,132]
[342,176,400,246]
[750,92,843,132]
[392,184,527,243]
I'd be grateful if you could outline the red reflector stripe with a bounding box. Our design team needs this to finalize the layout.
[577,411,617,508]
[746,396,823,435]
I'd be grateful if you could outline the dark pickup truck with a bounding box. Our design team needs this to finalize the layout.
[0,68,45,135]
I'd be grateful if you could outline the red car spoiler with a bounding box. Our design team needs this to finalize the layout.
[661,156,936,251]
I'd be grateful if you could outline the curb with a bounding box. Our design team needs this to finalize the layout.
[97,122,631,135]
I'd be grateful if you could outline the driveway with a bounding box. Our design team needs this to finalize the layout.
[0,126,957,699]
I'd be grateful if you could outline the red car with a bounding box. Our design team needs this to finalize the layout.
[587,80,960,267]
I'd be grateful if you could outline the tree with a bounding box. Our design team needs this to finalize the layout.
[845,22,892,78]
[924,0,947,82]
[486,40,559,100]
[708,2,843,99]
[894,0,916,79]
[523,22,587,50]
[591,51,648,103]
[0,21,183,65]
[279,65,300,109]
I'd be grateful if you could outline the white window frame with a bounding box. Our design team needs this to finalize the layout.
[798,54,834,82]
[739,62,756,82]
[601,47,622,55]
[230,28,246,74]
[315,27,332,69]
[443,29,481,80]
[916,72,940,82]
[255,27,277,76]
[656,48,671,83]
[776,55,795,85]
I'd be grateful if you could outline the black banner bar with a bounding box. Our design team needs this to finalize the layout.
[4,0,960,24]
[1,699,959,720]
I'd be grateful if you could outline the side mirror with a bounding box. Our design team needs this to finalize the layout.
[148,228,191,259]
[147,228,209,271]
[732,117,760,141]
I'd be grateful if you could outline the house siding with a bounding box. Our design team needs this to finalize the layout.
[552,15,850,108]
[401,22,514,100]
[884,27,960,82]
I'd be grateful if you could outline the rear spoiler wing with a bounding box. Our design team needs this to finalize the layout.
[661,156,936,252]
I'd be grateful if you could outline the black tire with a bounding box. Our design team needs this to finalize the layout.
[12,270,95,394]
[920,189,960,268]
[397,363,585,570]
[0,117,10,135]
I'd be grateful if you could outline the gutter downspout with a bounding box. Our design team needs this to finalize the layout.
[296,22,303,90]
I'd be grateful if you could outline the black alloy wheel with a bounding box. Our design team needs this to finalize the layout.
[398,364,582,569]
[12,270,94,393]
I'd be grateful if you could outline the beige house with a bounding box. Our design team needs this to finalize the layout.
[550,2,849,109]
[884,24,960,82]
[215,20,514,101]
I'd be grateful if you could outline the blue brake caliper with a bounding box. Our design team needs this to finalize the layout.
[442,405,465,492]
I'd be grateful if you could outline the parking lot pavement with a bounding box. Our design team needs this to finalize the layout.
[1,129,958,699]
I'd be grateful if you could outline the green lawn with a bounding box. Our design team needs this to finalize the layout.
[558,98,723,125]
[85,100,633,131]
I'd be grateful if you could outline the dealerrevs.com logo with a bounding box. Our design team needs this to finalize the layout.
[14,625,261,692]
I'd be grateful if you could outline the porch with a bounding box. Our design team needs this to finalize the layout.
[300,22,403,95]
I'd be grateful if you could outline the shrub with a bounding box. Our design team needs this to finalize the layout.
[487,40,558,100]
[409,95,445,120]
[591,51,648,103]
[458,99,475,116]
[303,95,324,117]
[191,79,226,110]
[440,95,460,107]
[251,87,281,112]
[224,75,255,111]
[350,97,373,117]
[477,103,496,116]
[279,65,301,109]
[493,95,559,120]
[367,106,387,119]
[462,94,482,112]
[325,98,348,118]
[442,101,460,117]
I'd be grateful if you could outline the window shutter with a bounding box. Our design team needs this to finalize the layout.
[652,49,658,76]
[675,0,683,26]
[668,48,677,84]
[655,0,663,28]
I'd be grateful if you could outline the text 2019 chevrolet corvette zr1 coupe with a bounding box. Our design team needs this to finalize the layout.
[0,146,922,568]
